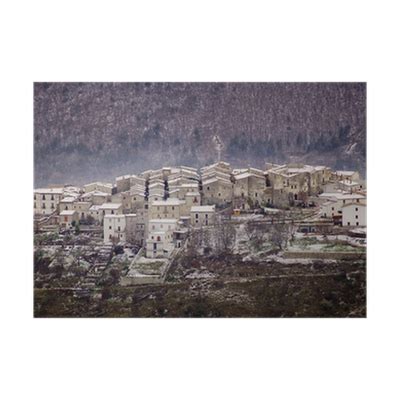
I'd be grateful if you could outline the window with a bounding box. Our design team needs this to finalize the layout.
[332,207,334,211]
[255,192,258,197]
[51,203,54,209]
[34,194,36,200]
[347,222,350,226]
[111,210,114,214]
[356,222,359,226]
[118,226,121,231]
[343,200,345,204]
[157,236,161,241]
[109,226,112,229]
[355,207,358,211]
[34,202,36,209]
[205,214,208,219]
[42,194,45,200]
[51,195,54,201]
[355,215,358,219]
[195,213,199,219]
[356,199,360,203]
[207,186,210,191]
[42,203,46,209]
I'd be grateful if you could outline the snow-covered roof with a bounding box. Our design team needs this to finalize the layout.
[319,192,365,200]
[234,171,265,181]
[336,170,356,176]
[60,197,76,203]
[99,202,122,210]
[34,188,63,194]
[190,205,215,213]
[81,190,109,198]
[202,177,232,186]
[84,181,113,188]
[116,174,131,181]
[60,210,77,216]
[152,199,183,206]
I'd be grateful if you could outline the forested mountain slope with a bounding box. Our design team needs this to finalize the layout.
[34,82,366,186]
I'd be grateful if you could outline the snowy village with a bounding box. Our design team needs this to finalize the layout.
[34,158,366,317]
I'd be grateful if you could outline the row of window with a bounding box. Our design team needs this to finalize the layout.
[34,194,56,201]
[34,203,55,209]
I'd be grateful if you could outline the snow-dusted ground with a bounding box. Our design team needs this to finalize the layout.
[185,271,216,279]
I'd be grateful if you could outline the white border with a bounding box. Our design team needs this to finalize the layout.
[1,1,399,399]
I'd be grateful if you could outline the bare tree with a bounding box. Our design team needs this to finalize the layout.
[244,220,266,250]
[214,216,236,254]
[268,211,291,250]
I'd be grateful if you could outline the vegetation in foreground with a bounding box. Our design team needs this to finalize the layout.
[35,253,366,318]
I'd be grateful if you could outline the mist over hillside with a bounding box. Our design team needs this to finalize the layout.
[34,82,366,187]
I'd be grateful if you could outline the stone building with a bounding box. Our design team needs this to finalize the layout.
[190,205,216,227]
[34,188,64,215]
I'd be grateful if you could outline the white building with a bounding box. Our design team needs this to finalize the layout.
[104,214,127,244]
[98,202,123,217]
[103,213,138,244]
[190,205,216,227]
[34,188,63,215]
[342,203,366,227]
[59,210,79,229]
[149,198,185,220]
[146,219,178,258]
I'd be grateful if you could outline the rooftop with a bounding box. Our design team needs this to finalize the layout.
[152,199,183,206]
[34,188,63,194]
[81,190,109,198]
[60,210,77,216]
[99,202,122,210]
[191,205,215,212]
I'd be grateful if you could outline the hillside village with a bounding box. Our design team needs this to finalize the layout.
[34,160,366,316]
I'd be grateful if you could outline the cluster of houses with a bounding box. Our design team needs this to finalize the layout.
[34,161,366,258]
